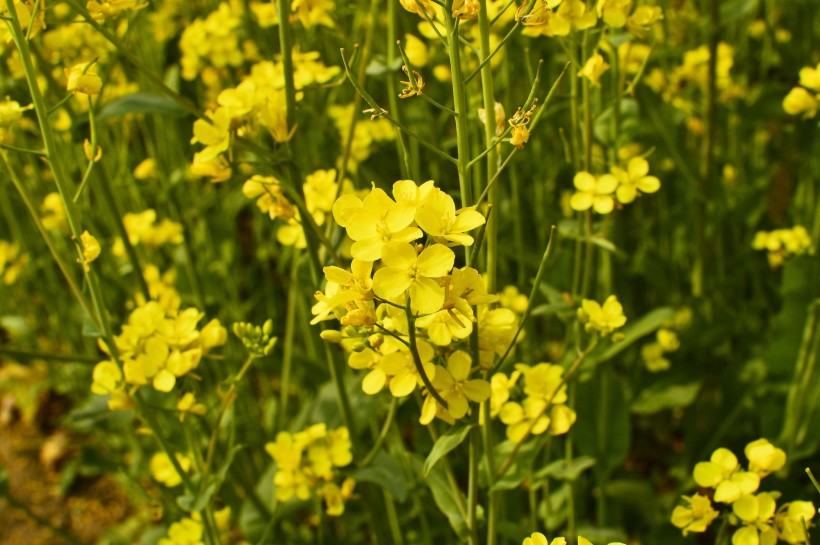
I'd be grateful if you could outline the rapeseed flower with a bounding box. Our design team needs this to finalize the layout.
[420,351,490,424]
[372,242,454,314]
[611,157,661,204]
[775,501,815,544]
[66,62,103,96]
[415,188,486,246]
[578,53,610,87]
[578,295,627,335]
[671,493,720,535]
[333,188,421,261]
[570,172,618,214]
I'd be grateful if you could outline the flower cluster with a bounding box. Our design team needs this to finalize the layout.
[312,180,519,424]
[496,363,576,442]
[783,63,820,119]
[752,226,813,268]
[641,328,680,372]
[190,54,340,181]
[519,0,661,38]
[113,209,184,256]
[646,43,743,120]
[91,301,227,409]
[672,439,815,545]
[265,424,355,516]
[244,169,354,249]
[570,156,661,214]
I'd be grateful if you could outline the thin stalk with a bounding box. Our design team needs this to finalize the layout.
[277,254,300,433]
[491,226,558,375]
[467,428,480,545]
[0,152,99,330]
[360,397,399,467]
[444,5,472,207]
[340,49,458,165]
[477,0,499,291]
[407,305,449,408]
[0,143,45,156]
[694,0,720,297]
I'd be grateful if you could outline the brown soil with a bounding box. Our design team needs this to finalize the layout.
[0,419,133,545]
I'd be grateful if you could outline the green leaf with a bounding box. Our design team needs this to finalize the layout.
[631,381,701,415]
[532,456,596,484]
[587,306,676,367]
[423,423,474,477]
[97,93,188,120]
[177,445,243,512]
[351,451,408,502]
[490,437,546,491]
[425,466,469,540]
[0,463,8,495]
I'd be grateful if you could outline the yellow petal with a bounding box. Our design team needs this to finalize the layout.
[416,244,455,277]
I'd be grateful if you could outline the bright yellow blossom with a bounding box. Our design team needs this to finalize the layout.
[570,172,618,214]
[671,493,720,535]
[612,157,661,204]
[415,188,486,246]
[372,242,454,314]
[578,295,627,335]
[578,53,610,87]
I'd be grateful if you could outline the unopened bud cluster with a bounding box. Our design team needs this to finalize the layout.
[233,319,276,357]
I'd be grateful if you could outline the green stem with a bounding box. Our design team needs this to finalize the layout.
[444,4,472,207]
[467,427,480,545]
[277,253,299,433]
[360,397,398,467]
[491,226,558,375]
[407,305,448,408]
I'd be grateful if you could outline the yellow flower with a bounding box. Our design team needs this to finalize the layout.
[744,438,786,477]
[150,452,192,487]
[799,64,820,92]
[783,87,818,118]
[551,0,598,36]
[523,533,566,545]
[381,340,436,397]
[158,517,203,545]
[671,493,720,535]
[332,188,421,261]
[570,172,618,214]
[177,392,207,422]
[415,188,486,246]
[596,0,630,28]
[420,351,491,424]
[732,493,778,545]
[66,62,103,96]
[578,295,627,335]
[612,157,661,204]
[191,107,232,161]
[693,447,760,503]
[578,53,610,87]
[79,230,101,271]
[0,240,27,285]
[87,0,146,21]
[0,98,29,128]
[775,501,815,544]
[489,370,521,418]
[372,242,454,314]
